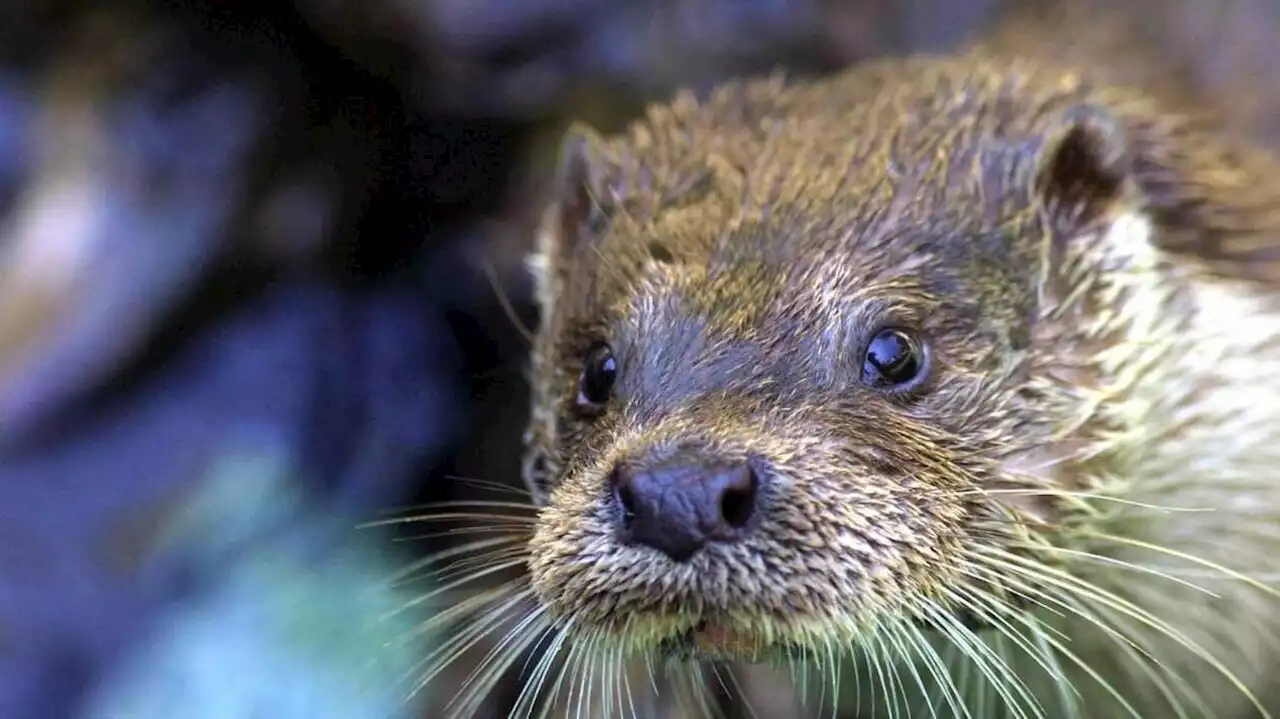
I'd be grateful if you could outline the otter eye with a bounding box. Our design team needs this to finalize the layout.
[862,328,925,389]
[577,342,618,406]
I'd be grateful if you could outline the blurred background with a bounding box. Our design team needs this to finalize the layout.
[2,1,1279,718]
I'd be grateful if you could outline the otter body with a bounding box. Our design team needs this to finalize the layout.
[447,5,1280,718]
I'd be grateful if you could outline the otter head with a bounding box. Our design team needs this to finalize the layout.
[518,71,1211,663]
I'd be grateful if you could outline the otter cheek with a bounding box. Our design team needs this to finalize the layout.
[526,468,628,615]
[996,438,1098,524]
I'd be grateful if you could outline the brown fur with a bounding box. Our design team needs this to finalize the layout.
[510,6,1280,718]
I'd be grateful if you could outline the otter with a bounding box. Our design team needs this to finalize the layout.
[422,3,1280,718]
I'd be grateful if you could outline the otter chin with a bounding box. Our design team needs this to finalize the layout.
[662,620,796,662]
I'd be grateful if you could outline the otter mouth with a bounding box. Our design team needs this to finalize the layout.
[657,619,800,662]
[650,607,1006,663]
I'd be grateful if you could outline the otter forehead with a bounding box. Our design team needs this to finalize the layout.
[586,58,1084,235]
[558,66,1078,350]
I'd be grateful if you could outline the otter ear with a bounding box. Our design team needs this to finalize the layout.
[533,123,613,275]
[1033,105,1133,227]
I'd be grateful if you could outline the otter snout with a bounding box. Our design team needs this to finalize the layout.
[610,458,761,562]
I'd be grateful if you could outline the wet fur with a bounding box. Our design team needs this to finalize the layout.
[417,10,1280,719]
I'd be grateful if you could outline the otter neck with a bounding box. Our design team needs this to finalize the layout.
[1035,208,1280,542]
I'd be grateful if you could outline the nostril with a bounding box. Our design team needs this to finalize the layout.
[613,469,638,527]
[719,467,758,529]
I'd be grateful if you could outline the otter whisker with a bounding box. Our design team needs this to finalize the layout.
[622,651,644,719]
[950,597,1050,718]
[394,579,520,651]
[379,500,542,517]
[793,647,809,711]
[882,618,943,719]
[829,634,849,711]
[421,544,530,590]
[362,503,537,528]
[619,649,638,719]
[782,643,802,712]
[444,473,535,495]
[857,631,884,719]
[833,639,853,718]
[851,634,876,719]
[1078,530,1280,598]
[903,620,970,719]
[939,585,1062,716]
[385,515,537,532]
[564,626,592,719]
[578,630,612,719]
[478,256,536,344]
[398,591,518,704]
[406,533,528,567]
[706,663,732,718]
[866,624,907,719]
[868,636,895,719]
[600,643,615,719]
[449,624,554,719]
[573,630,595,719]
[884,623,920,719]
[447,598,549,718]
[1124,570,1280,716]
[1008,543,1220,598]
[618,647,638,719]
[940,487,1217,514]
[806,647,824,714]
[878,632,908,719]
[990,628,1036,719]
[615,646,637,719]
[919,599,1041,719]
[866,618,917,717]
[513,616,576,719]
[947,561,1069,626]
[963,554,1169,660]
[960,557,1158,667]
[539,621,591,719]
[391,549,528,608]
[668,662,714,719]
[382,522,531,558]
[396,585,537,688]
[397,555,529,612]
[390,526,537,546]
[384,534,528,591]
[643,651,660,698]
[1032,590,1175,719]
[588,634,612,719]
[811,636,838,718]
[970,548,1273,718]
[705,663,729,719]
[1024,622,1080,719]
[406,583,533,699]
[1082,599,1210,719]
[962,593,1136,716]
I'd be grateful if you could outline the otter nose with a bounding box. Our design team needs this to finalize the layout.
[612,460,760,562]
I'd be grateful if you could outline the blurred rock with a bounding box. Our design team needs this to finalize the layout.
[0,276,459,718]
[72,447,434,719]
[78,451,436,719]
[295,0,886,119]
[0,9,270,447]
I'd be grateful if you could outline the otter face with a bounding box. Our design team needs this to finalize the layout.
[521,80,1156,664]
